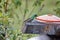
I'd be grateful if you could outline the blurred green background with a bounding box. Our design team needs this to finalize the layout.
[0,0,60,40]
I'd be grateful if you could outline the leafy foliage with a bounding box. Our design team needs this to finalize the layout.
[33,0,44,6]
[0,0,60,40]
[12,0,22,8]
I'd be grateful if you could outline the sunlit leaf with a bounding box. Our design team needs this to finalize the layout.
[0,12,2,17]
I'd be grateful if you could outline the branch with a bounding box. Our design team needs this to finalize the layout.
[37,4,45,15]
[23,0,28,21]
[27,0,38,18]
[27,6,36,18]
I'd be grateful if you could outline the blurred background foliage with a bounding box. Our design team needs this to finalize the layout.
[0,0,60,40]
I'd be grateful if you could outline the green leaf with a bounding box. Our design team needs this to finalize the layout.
[54,8,60,17]
[12,0,22,8]
[0,0,1,3]
[24,8,29,14]
[33,0,44,6]
[0,12,2,17]
[0,6,2,8]
[56,1,60,5]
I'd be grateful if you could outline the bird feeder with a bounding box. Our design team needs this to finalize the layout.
[22,14,60,35]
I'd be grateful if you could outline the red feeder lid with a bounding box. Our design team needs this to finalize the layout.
[36,14,60,23]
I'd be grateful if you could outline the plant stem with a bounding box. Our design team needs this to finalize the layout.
[22,0,28,24]
[21,0,28,39]
[4,0,8,13]
[23,0,28,21]
[37,4,44,15]
[4,0,9,40]
[28,6,36,18]
[27,0,39,18]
